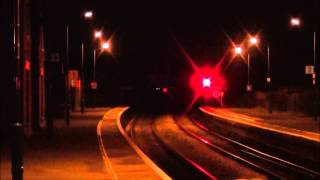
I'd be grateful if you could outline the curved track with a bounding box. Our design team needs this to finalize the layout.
[121,111,320,179]
[176,115,320,179]
[125,116,214,179]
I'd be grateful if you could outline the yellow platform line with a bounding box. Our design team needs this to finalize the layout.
[200,107,320,143]
[116,108,172,180]
[97,109,119,180]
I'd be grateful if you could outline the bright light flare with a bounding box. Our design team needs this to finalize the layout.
[84,11,93,19]
[290,17,301,26]
[162,87,168,93]
[102,42,110,50]
[190,66,226,101]
[249,37,258,45]
[202,78,211,88]
[234,47,242,55]
[94,31,102,38]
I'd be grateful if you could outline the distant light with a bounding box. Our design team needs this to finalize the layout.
[84,11,93,19]
[162,87,168,93]
[202,78,211,88]
[94,31,102,38]
[234,47,242,55]
[40,67,44,76]
[250,37,258,45]
[290,17,301,26]
[102,42,110,49]
[25,60,31,71]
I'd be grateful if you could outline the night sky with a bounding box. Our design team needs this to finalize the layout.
[43,0,319,98]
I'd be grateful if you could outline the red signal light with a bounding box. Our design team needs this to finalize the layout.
[162,87,168,93]
[190,66,225,100]
[202,78,211,88]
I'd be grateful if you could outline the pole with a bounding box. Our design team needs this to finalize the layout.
[93,49,96,80]
[313,31,318,120]
[267,46,272,114]
[248,53,250,86]
[65,25,70,125]
[247,53,250,107]
[80,42,85,114]
[12,0,24,179]
[93,49,96,107]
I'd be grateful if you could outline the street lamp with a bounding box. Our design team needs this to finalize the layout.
[80,11,94,114]
[289,17,318,120]
[290,17,301,27]
[84,11,93,19]
[94,31,102,39]
[245,36,258,107]
[267,46,272,114]
[247,37,258,86]
[234,46,242,55]
[102,41,110,50]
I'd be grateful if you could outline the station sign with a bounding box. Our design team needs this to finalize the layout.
[305,65,314,75]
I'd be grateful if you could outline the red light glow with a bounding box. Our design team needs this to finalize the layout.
[190,66,226,101]
[25,60,31,71]
[162,87,169,93]
[202,78,211,88]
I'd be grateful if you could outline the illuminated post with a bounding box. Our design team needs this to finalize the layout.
[65,25,70,125]
[267,46,272,114]
[247,53,250,87]
[80,10,93,114]
[93,49,96,80]
[290,17,317,119]
[313,31,318,120]
[247,37,258,107]
[12,0,24,179]
[80,43,85,114]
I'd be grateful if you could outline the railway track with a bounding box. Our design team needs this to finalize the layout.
[120,108,320,179]
[175,115,320,179]
[124,116,216,179]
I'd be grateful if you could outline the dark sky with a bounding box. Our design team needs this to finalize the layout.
[43,0,319,93]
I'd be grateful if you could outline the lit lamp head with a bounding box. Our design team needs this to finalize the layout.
[84,11,93,19]
[102,42,110,50]
[234,47,242,55]
[249,37,258,46]
[94,31,102,39]
[290,17,301,27]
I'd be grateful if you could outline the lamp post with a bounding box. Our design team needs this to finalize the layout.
[313,31,318,120]
[80,42,85,114]
[12,0,24,179]
[290,17,317,120]
[246,37,258,107]
[65,25,70,125]
[267,46,272,114]
[80,11,94,114]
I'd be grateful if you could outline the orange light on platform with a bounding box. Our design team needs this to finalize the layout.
[102,42,110,50]
[94,31,102,38]
[25,60,31,71]
[249,37,258,45]
[234,47,242,55]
